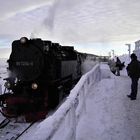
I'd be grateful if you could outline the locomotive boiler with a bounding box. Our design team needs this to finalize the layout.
[0,37,82,122]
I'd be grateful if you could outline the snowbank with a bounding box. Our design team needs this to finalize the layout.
[76,69,140,140]
[100,62,112,79]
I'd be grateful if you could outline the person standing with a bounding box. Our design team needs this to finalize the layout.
[109,59,116,74]
[116,57,121,76]
[126,53,140,100]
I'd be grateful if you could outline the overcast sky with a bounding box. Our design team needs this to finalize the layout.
[0,0,140,57]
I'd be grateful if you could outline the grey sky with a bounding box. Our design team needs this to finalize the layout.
[0,0,140,56]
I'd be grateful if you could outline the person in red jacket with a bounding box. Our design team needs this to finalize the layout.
[126,53,140,100]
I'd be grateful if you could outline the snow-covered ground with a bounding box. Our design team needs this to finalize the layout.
[76,68,140,140]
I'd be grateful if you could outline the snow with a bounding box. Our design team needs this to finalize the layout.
[1,56,140,140]
[76,70,140,140]
[81,59,97,74]
[0,58,8,94]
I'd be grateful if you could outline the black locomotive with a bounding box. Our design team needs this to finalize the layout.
[0,37,82,122]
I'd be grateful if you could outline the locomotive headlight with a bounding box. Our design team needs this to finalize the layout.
[31,83,38,90]
[4,81,11,89]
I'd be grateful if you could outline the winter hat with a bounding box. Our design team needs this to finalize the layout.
[130,53,137,60]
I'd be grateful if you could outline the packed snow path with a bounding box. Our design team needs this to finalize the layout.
[76,72,140,140]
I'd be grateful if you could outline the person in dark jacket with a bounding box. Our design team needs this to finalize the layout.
[108,59,116,74]
[126,53,140,100]
[116,57,121,76]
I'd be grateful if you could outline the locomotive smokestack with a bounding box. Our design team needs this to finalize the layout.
[20,37,29,45]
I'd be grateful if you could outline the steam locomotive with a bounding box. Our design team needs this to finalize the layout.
[0,37,82,122]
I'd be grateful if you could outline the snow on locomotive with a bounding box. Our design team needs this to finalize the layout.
[0,37,82,122]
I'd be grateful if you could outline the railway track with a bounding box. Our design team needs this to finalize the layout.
[0,117,35,140]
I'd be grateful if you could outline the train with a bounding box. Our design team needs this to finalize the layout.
[0,37,82,122]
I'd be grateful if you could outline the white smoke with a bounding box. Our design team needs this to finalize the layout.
[30,0,140,45]
[30,0,83,44]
